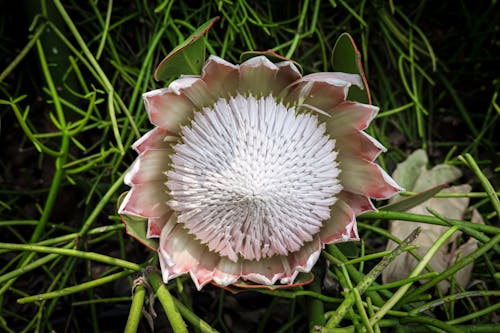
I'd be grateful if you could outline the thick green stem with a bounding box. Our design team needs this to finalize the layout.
[147,271,188,333]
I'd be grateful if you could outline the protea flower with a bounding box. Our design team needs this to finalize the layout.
[119,54,402,290]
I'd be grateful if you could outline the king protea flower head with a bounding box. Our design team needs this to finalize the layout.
[119,52,403,290]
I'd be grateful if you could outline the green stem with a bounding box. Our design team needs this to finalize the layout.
[369,226,460,326]
[461,153,500,218]
[0,243,142,272]
[0,22,46,83]
[147,271,188,333]
[402,231,500,304]
[323,228,421,329]
[17,270,134,304]
[173,297,220,333]
[125,281,146,333]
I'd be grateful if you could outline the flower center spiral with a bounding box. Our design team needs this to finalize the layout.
[166,94,342,261]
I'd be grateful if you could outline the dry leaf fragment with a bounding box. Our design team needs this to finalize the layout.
[383,149,480,293]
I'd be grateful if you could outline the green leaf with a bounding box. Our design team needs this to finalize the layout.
[380,184,448,212]
[331,32,370,104]
[154,17,219,81]
[117,192,158,251]
[335,242,359,258]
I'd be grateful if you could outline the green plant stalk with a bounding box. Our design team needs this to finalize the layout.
[369,226,460,327]
[366,272,438,292]
[326,245,388,306]
[0,243,142,272]
[147,271,188,333]
[343,245,418,265]
[172,297,220,333]
[124,282,146,333]
[78,171,126,236]
[360,210,500,235]
[53,0,140,150]
[17,270,133,304]
[0,38,71,300]
[307,270,325,330]
[0,253,58,288]
[461,153,500,218]
[256,289,342,303]
[0,22,46,83]
[323,228,421,329]
[411,290,500,315]
[399,316,461,333]
[352,288,374,333]
[447,301,500,325]
[402,231,500,304]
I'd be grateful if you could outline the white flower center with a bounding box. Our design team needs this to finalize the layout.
[166,94,341,261]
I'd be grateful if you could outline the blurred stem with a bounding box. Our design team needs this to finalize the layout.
[147,270,188,333]
[125,280,146,333]
[307,269,325,330]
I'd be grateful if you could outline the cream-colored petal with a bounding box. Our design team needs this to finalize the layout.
[132,127,172,153]
[238,56,280,96]
[340,156,404,199]
[336,130,386,161]
[319,199,359,244]
[339,191,376,215]
[326,102,379,135]
[118,182,170,218]
[201,55,239,98]
[125,148,171,185]
[144,88,196,133]
[169,76,216,108]
[213,258,242,286]
[241,256,285,285]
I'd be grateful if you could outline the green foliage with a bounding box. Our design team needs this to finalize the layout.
[0,1,498,332]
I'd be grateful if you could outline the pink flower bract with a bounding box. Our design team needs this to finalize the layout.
[119,55,403,290]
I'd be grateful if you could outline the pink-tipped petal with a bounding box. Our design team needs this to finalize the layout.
[159,225,220,290]
[339,191,376,215]
[340,156,404,199]
[319,199,359,244]
[282,77,351,113]
[238,56,280,96]
[201,55,239,98]
[281,238,322,284]
[144,88,196,133]
[147,211,175,238]
[242,256,285,285]
[213,258,242,286]
[169,76,216,108]
[274,61,302,94]
[336,130,386,161]
[327,102,379,134]
[132,127,171,153]
[125,149,171,185]
[118,182,170,218]
[304,72,363,89]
